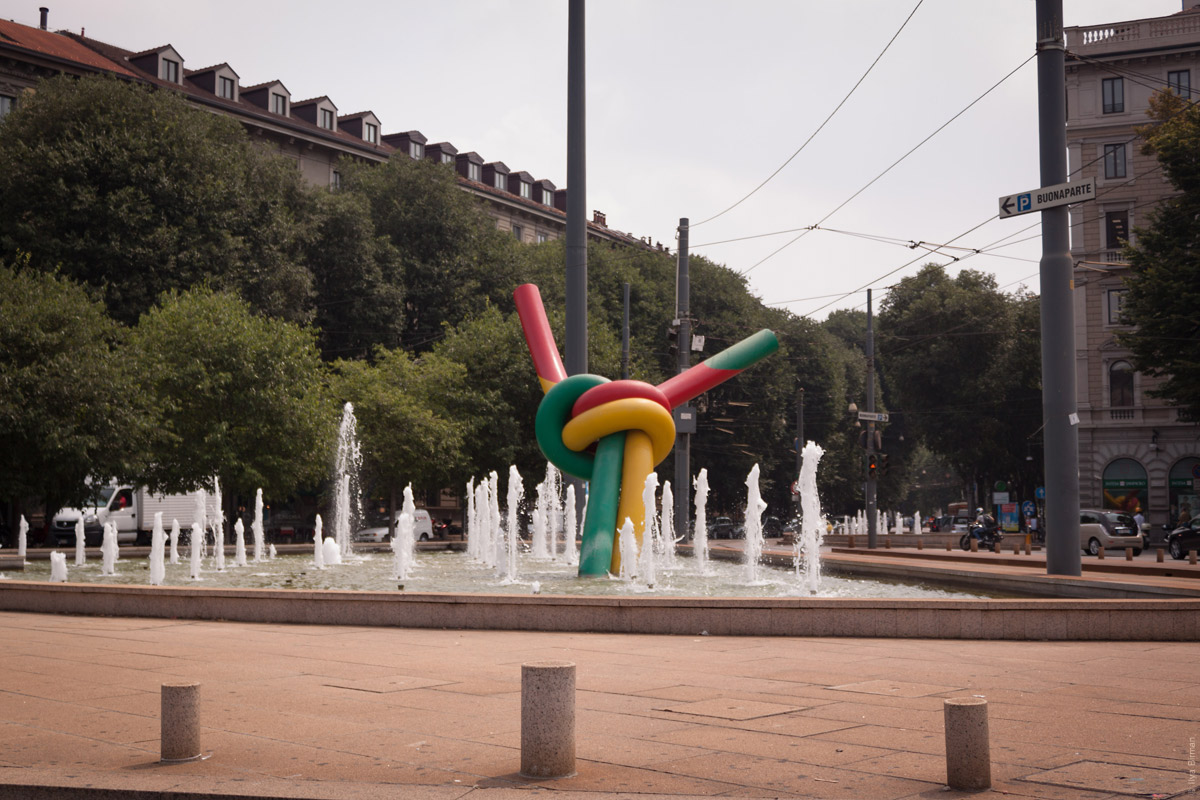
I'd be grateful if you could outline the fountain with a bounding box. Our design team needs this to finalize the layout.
[233,519,247,567]
[313,515,325,570]
[332,402,363,559]
[149,512,165,586]
[638,472,659,588]
[659,481,677,570]
[794,441,825,593]
[563,485,578,566]
[18,515,27,560]
[503,466,523,583]
[100,521,118,576]
[74,517,85,566]
[743,465,767,584]
[693,468,710,572]
[48,551,66,582]
[210,478,225,572]
[189,522,202,580]
[169,519,181,565]
[252,489,265,563]
[391,485,417,580]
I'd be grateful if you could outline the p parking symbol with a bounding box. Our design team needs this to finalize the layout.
[1017,193,1032,213]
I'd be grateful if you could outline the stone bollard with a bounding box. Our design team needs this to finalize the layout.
[1157,548,1165,563]
[917,538,923,551]
[1126,547,1134,561]
[161,683,203,762]
[1013,542,1020,555]
[1191,550,1198,566]
[969,538,978,553]
[885,536,891,549]
[945,541,952,551]
[1097,546,1105,560]
[521,661,576,779]
[944,697,991,791]
[848,535,855,549]
[1024,540,1031,556]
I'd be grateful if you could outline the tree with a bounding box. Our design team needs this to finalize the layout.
[333,347,469,530]
[1118,90,1200,418]
[0,260,149,529]
[877,264,1041,501]
[127,287,333,510]
[0,74,313,325]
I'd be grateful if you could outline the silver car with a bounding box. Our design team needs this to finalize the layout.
[1079,509,1142,556]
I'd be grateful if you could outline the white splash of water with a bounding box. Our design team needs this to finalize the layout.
[693,468,710,572]
[743,464,767,583]
[49,551,67,582]
[149,511,165,586]
[169,519,181,565]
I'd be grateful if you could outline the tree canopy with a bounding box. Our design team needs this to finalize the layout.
[1119,90,1200,419]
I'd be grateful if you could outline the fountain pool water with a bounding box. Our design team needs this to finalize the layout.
[17,548,989,599]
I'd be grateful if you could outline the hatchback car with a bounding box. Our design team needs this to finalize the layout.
[353,509,434,542]
[1079,509,1141,556]
[1165,517,1200,560]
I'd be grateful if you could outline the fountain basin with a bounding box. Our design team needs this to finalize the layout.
[1,579,1196,640]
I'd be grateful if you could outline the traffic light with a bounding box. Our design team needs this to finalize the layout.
[867,454,878,478]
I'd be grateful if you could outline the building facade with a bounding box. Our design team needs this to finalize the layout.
[0,10,657,252]
[1066,5,1200,526]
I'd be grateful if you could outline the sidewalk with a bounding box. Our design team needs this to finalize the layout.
[1,610,1197,799]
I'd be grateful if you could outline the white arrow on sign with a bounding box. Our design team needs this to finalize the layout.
[857,411,889,423]
[999,176,1096,219]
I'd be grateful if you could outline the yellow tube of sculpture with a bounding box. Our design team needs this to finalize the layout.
[610,430,655,575]
[561,398,675,465]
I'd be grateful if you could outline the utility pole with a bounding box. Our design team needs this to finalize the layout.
[866,288,878,549]
[674,218,691,542]
[565,0,587,378]
[621,282,630,380]
[1035,0,1082,576]
[564,0,588,518]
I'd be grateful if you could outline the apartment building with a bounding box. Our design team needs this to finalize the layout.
[1065,3,1200,525]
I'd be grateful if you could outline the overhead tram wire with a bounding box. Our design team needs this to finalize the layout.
[690,0,925,229]
[738,52,1038,278]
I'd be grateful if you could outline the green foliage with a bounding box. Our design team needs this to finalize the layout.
[127,286,334,499]
[0,74,313,325]
[1119,91,1200,418]
[877,264,1041,494]
[333,347,468,498]
[0,259,149,512]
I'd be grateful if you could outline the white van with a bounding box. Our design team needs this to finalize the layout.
[352,509,434,542]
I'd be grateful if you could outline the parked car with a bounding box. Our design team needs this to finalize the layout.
[1079,509,1141,556]
[950,515,973,534]
[1165,518,1200,560]
[353,509,434,543]
[51,483,198,546]
[706,516,740,539]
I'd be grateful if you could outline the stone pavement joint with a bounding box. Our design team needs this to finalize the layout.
[1,611,1197,800]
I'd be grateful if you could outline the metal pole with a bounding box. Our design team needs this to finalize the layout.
[866,288,878,549]
[564,0,588,519]
[565,0,587,378]
[674,218,691,542]
[1036,0,1081,576]
[621,282,630,380]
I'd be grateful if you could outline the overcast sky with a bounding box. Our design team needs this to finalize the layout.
[3,1,1184,318]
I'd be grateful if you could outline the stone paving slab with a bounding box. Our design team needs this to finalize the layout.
[1,610,1198,800]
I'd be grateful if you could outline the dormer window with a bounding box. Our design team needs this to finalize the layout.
[161,58,179,83]
[320,108,335,130]
[271,93,287,115]
[519,181,531,199]
[365,122,378,144]
[410,141,424,159]
[441,153,453,164]
[469,163,482,181]
[218,76,235,99]
[494,172,506,190]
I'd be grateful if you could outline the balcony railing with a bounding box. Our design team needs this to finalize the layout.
[1110,408,1135,420]
[1068,15,1200,54]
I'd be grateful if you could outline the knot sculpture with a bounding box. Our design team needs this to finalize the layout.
[515,284,779,576]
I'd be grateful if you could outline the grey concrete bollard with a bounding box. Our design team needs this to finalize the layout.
[946,541,952,551]
[1191,550,1198,566]
[1126,547,1134,561]
[161,683,202,762]
[969,538,978,553]
[944,697,991,791]
[521,661,576,779]
[848,535,855,549]
[1157,548,1165,563]
[917,538,923,550]
[1097,546,1105,560]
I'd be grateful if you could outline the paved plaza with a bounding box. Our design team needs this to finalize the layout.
[1,606,1197,800]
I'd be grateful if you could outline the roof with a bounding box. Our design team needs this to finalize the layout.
[292,96,335,107]
[0,20,137,76]
[241,79,290,94]
[187,62,239,77]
